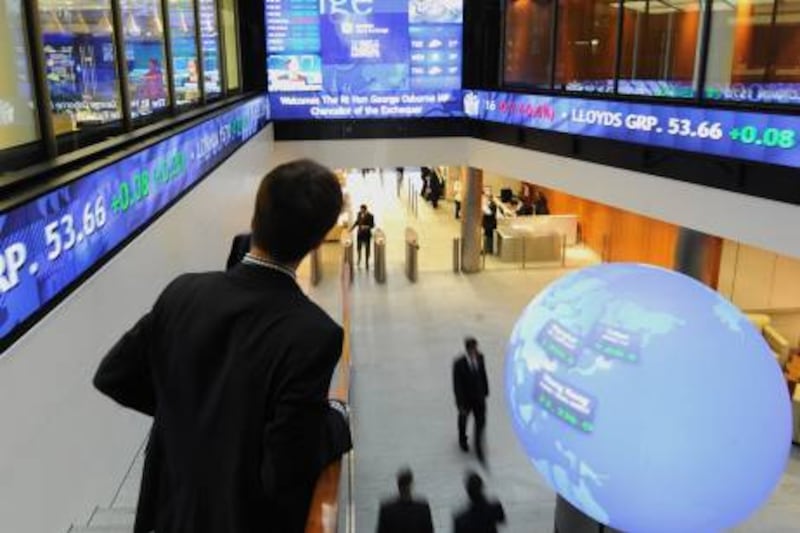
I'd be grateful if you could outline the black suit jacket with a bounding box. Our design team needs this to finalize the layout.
[377,496,434,533]
[94,263,343,533]
[453,354,489,410]
[453,499,506,533]
[226,232,251,270]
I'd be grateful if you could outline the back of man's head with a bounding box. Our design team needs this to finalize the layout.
[464,337,478,353]
[251,160,343,263]
[465,471,484,503]
[397,468,414,498]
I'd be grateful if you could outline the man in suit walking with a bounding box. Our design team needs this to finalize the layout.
[376,468,434,533]
[351,204,375,269]
[94,159,344,533]
[453,337,490,463]
[453,471,506,533]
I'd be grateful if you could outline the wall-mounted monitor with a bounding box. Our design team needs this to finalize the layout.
[266,0,464,119]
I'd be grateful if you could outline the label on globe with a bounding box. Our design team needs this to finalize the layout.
[536,319,583,366]
[532,372,596,434]
[587,324,642,363]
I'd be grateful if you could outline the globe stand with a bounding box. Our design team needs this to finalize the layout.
[553,495,623,533]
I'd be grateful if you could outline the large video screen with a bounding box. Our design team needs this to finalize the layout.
[266,0,463,119]
[0,96,269,354]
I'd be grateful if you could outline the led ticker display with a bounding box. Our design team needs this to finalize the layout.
[0,96,269,353]
[266,0,463,119]
[464,90,800,169]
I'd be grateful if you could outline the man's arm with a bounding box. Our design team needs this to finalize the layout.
[480,354,490,398]
[93,311,157,416]
[260,325,344,530]
[453,359,465,408]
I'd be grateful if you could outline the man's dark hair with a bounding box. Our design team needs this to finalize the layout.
[465,337,477,352]
[251,159,343,263]
[465,471,484,503]
[397,468,414,496]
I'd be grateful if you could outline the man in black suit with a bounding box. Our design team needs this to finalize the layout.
[93,159,344,533]
[351,204,375,269]
[453,337,490,463]
[453,471,506,533]
[376,468,434,533]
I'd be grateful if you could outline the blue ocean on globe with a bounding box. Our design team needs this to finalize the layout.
[505,263,791,532]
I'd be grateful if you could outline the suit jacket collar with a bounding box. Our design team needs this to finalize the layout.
[227,262,300,290]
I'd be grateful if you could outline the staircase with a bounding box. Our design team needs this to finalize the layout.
[67,440,145,533]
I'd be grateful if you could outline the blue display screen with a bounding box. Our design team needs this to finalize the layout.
[464,90,800,169]
[0,96,269,353]
[266,0,463,119]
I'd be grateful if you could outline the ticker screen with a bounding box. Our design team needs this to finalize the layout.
[266,0,463,119]
[0,96,269,353]
[463,90,800,169]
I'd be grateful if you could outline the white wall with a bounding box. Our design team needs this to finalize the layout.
[0,125,273,533]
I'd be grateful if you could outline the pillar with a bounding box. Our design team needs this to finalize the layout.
[460,166,483,273]
[673,227,723,288]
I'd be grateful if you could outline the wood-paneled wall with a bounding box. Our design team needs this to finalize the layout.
[537,184,722,287]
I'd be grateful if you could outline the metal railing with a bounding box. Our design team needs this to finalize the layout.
[405,227,419,282]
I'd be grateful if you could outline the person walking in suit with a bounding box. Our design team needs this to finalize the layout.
[453,471,506,533]
[93,159,345,533]
[376,468,434,533]
[453,337,490,463]
[352,204,375,269]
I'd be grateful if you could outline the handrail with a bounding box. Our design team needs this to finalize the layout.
[305,243,353,533]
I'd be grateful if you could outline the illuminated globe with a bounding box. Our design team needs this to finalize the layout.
[505,263,791,532]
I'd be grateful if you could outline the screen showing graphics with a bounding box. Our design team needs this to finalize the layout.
[39,1,122,130]
[0,0,38,149]
[121,0,170,118]
[199,0,222,97]
[0,96,268,354]
[168,0,201,106]
[463,90,800,169]
[266,0,463,119]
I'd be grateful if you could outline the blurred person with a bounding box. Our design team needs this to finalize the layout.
[376,468,434,533]
[453,471,506,533]
[481,200,497,255]
[533,190,550,215]
[94,159,345,533]
[351,204,375,269]
[453,337,490,463]
[453,177,462,219]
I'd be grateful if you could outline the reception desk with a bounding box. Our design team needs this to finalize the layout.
[495,228,563,263]
[497,214,578,246]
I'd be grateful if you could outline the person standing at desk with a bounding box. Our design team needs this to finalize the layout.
[352,204,375,269]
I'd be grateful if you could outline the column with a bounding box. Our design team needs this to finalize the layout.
[673,227,723,287]
[460,166,483,273]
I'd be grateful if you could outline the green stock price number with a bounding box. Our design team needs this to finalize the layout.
[729,126,796,149]
[111,170,150,214]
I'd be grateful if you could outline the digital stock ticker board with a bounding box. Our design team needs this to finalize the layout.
[463,90,800,169]
[0,96,269,353]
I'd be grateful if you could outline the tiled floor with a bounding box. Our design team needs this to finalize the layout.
[105,169,800,532]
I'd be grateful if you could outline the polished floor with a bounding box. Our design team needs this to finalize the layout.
[99,169,800,532]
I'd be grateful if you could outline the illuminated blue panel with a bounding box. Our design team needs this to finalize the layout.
[463,90,800,169]
[266,0,464,119]
[505,263,792,532]
[0,96,269,353]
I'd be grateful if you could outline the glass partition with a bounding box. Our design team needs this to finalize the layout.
[121,0,170,118]
[618,0,704,98]
[503,0,555,88]
[706,0,800,105]
[0,0,39,150]
[38,0,121,136]
[168,0,200,106]
[555,0,619,92]
[220,0,239,91]
[199,0,221,97]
